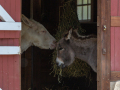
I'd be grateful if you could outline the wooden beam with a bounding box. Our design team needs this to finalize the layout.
[0,22,21,30]
[97,0,111,90]
[111,16,120,27]
[111,71,120,81]
[97,0,101,90]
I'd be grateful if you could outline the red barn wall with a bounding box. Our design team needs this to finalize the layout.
[0,0,21,90]
[111,0,120,71]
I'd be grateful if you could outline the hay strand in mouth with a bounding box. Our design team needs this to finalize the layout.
[58,65,62,83]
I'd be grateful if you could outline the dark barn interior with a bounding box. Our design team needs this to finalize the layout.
[21,0,97,90]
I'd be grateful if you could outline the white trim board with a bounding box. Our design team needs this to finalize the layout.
[0,5,21,31]
[0,5,15,22]
[0,46,21,55]
[0,22,21,30]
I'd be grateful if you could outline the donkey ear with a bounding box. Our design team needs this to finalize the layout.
[65,28,72,40]
[21,14,32,27]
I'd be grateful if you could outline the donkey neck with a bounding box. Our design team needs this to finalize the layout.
[21,35,33,53]
[70,35,97,63]
[21,23,33,53]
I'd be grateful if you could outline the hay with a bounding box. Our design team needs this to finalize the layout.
[51,0,91,78]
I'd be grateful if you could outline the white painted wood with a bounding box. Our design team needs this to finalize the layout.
[0,22,21,30]
[0,46,21,55]
[0,5,15,22]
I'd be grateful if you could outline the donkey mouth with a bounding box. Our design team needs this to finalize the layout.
[56,57,66,68]
[50,44,56,49]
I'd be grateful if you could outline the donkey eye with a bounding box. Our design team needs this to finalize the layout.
[40,31,46,34]
[58,47,63,50]
[42,31,46,33]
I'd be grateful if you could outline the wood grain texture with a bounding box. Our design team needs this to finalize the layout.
[111,27,115,71]
[106,1,111,89]
[0,31,4,38]
[0,39,20,46]
[110,0,120,83]
[15,0,21,22]
[111,16,120,26]
[119,0,120,16]
[111,71,120,81]
[8,56,14,90]
[97,0,111,90]
[2,56,8,90]
[14,55,21,90]
[97,0,101,89]
[111,0,118,16]
[0,56,3,89]
[114,27,120,71]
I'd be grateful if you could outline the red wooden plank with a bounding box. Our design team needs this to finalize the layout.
[2,56,8,90]
[0,0,21,90]
[15,31,20,38]
[0,56,3,89]
[14,55,21,90]
[4,0,11,16]
[9,31,15,38]
[0,31,20,38]
[0,0,5,7]
[0,39,2,46]
[115,27,120,71]
[4,31,12,38]
[111,27,115,71]
[14,39,20,46]
[8,39,14,46]
[0,31,5,38]
[11,0,16,21]
[15,0,21,22]
[2,39,8,46]
[119,0,120,16]
[8,56,14,90]
[0,39,20,46]
[7,38,14,90]
[111,0,118,16]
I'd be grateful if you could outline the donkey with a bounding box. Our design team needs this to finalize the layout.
[21,14,56,53]
[56,29,97,72]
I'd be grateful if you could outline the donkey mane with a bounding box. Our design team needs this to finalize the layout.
[72,30,97,40]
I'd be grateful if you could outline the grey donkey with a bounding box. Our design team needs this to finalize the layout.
[56,29,97,72]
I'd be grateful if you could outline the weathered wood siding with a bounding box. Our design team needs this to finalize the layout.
[111,0,120,71]
[97,0,111,89]
[0,0,21,90]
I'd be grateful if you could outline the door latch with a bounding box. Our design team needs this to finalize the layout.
[102,48,106,55]
[103,25,106,31]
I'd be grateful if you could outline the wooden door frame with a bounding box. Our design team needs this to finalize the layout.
[97,0,111,90]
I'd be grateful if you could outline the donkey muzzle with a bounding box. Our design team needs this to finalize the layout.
[56,57,65,67]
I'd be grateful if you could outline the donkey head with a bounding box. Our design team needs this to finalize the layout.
[21,14,56,52]
[56,29,75,67]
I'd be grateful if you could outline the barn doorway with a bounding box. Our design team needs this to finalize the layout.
[21,0,97,90]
